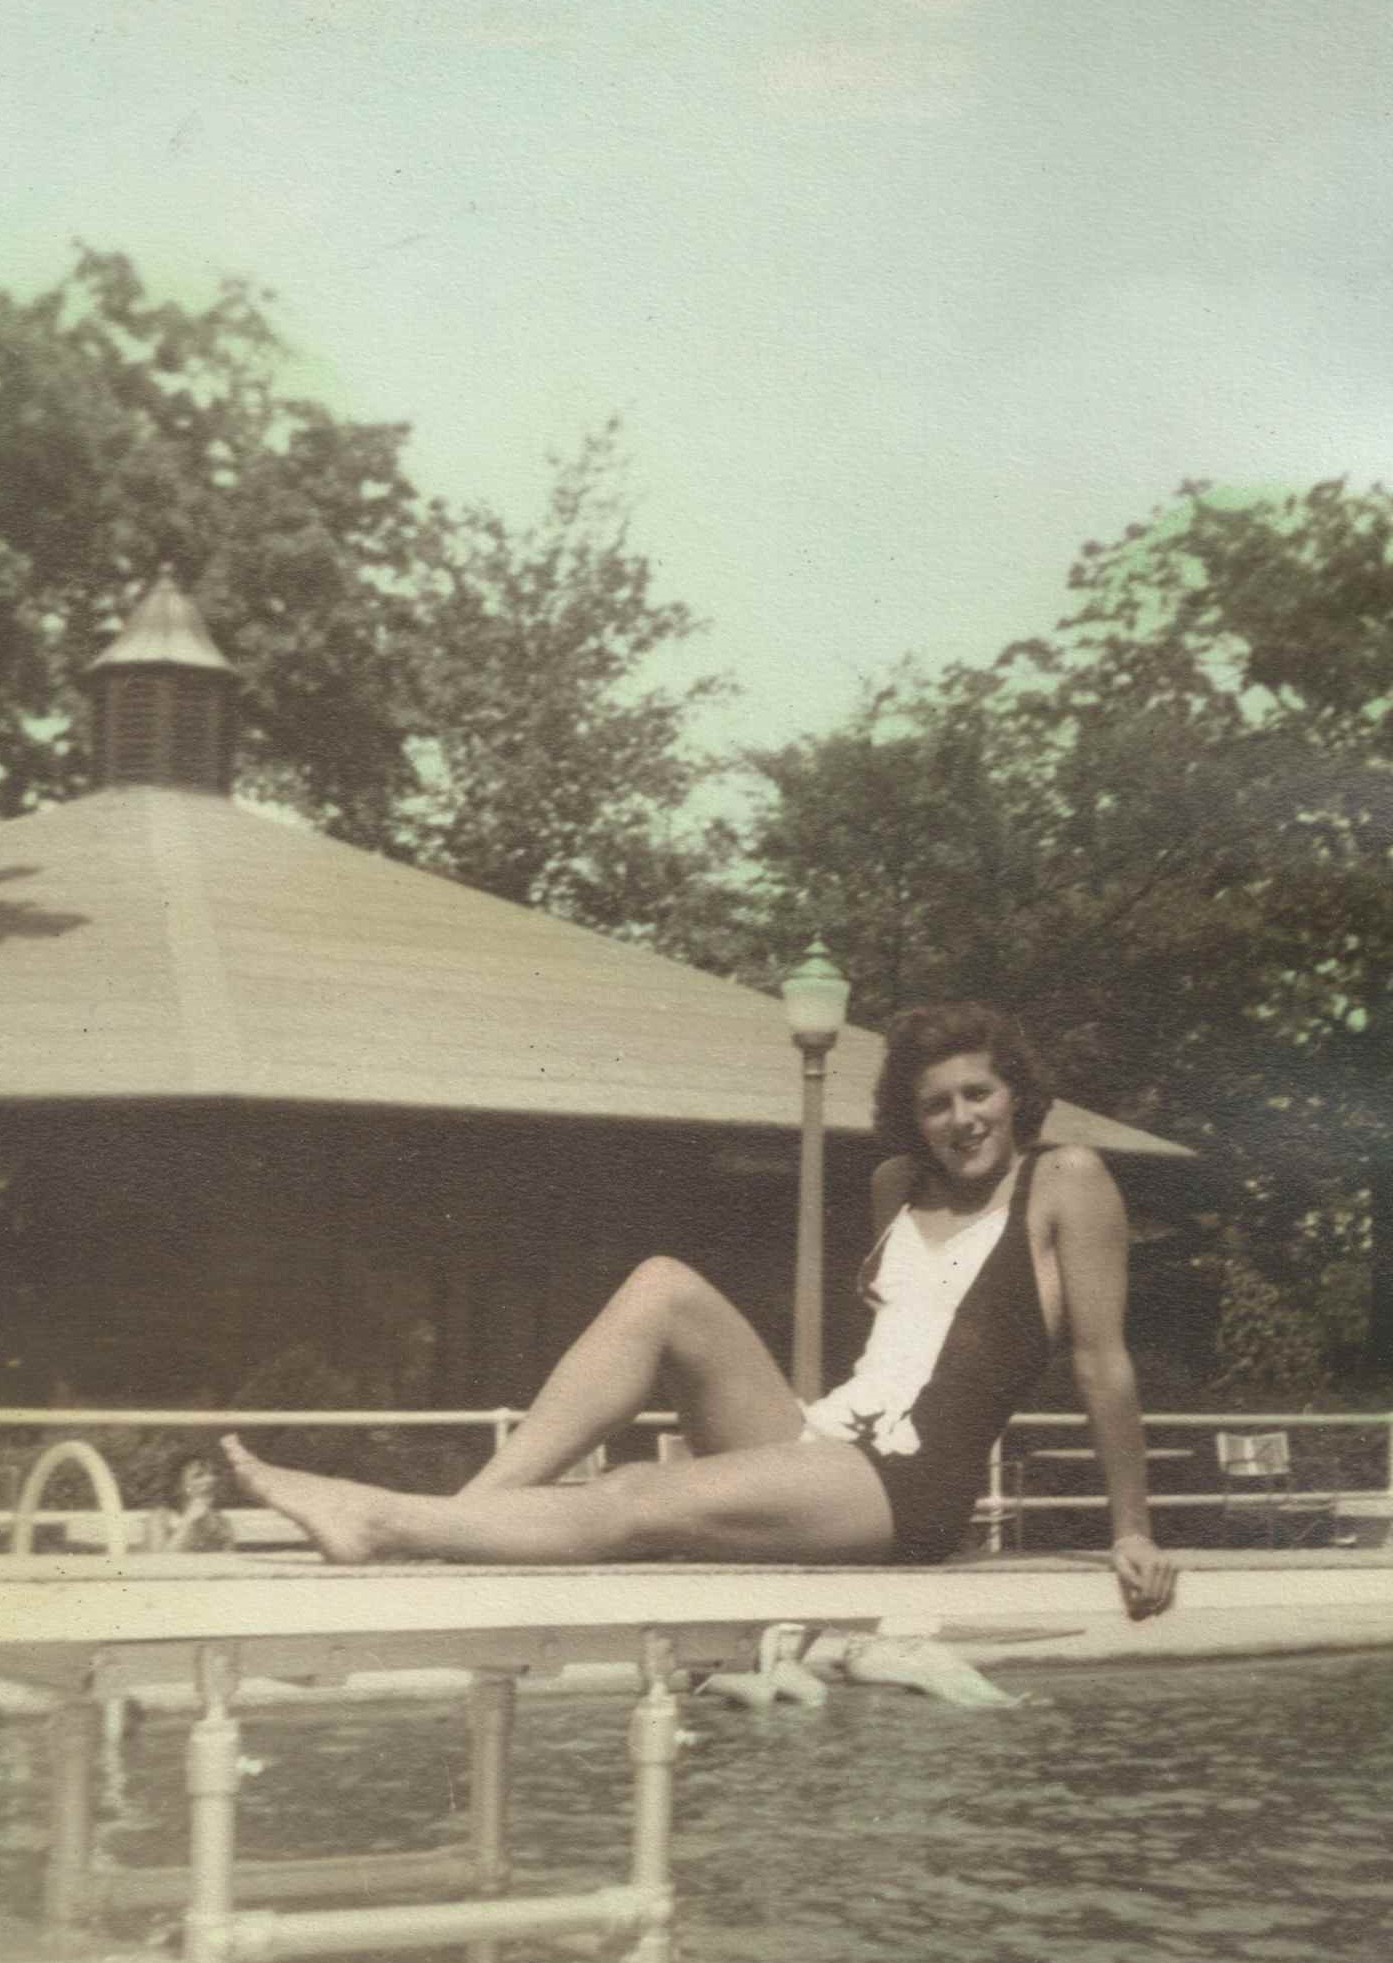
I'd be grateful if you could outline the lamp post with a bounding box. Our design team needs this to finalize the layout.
[781,938,850,1403]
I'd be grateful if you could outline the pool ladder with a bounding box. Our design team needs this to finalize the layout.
[8,1439,129,1558]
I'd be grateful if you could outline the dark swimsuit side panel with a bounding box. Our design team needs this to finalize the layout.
[860,1149,1052,1564]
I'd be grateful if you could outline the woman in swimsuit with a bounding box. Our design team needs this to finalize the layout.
[225,1003,1175,1618]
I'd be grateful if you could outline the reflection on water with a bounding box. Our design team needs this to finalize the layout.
[3,1650,1391,1961]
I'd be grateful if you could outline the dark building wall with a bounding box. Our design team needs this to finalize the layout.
[0,1104,1208,1453]
[0,1104,881,1422]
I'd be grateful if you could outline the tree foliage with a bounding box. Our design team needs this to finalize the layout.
[0,251,719,930]
[739,483,1393,1367]
[397,420,726,922]
[0,248,427,832]
[991,482,1393,1179]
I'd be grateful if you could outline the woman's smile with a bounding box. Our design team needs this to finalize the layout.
[913,1050,1019,1188]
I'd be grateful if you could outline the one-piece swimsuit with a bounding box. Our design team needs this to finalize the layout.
[805,1147,1053,1564]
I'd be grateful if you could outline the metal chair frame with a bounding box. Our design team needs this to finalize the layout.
[1215,1429,1338,1547]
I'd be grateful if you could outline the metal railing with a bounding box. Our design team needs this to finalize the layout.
[2,1405,1391,1547]
[977,1408,1393,1552]
[998,1406,1393,1495]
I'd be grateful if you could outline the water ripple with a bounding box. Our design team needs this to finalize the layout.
[1,1650,1390,1960]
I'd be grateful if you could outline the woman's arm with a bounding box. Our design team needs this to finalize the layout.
[164,1508,198,1551]
[1046,1146,1176,1619]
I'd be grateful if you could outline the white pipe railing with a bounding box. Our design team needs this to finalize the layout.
[6,1406,1380,1436]
[0,1407,682,1432]
[10,1439,130,1557]
[999,1409,1393,1500]
[4,1406,1385,1430]
[2,1406,1390,1544]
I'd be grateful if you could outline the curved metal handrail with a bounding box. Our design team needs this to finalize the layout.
[10,1440,129,1558]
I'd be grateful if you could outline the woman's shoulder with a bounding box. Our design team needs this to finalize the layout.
[1028,1146,1130,1217]
[871,1153,918,1193]
[870,1155,919,1225]
[1030,1141,1107,1175]
[1026,1144,1120,1213]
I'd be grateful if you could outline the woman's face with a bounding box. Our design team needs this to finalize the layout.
[912,1049,1019,1188]
[179,1459,218,1505]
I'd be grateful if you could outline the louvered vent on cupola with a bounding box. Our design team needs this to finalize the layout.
[82,569,238,793]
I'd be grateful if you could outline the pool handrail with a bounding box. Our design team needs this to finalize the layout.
[10,1437,130,1557]
[2,1406,1390,1553]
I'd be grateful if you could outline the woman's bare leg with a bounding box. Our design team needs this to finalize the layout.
[465,1257,803,1495]
[221,1256,888,1566]
[222,1435,895,1567]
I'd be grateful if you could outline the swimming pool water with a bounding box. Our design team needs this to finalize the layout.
[2,1649,1390,1962]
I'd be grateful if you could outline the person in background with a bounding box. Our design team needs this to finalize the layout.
[150,1450,237,1552]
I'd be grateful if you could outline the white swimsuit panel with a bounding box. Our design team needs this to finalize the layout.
[800,1204,1008,1456]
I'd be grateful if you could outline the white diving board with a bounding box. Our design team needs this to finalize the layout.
[5,1550,1393,1963]
[5,1548,1393,1658]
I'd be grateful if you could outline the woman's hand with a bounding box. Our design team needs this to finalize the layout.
[1111,1533,1176,1619]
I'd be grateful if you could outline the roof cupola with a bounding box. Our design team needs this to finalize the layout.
[82,568,237,793]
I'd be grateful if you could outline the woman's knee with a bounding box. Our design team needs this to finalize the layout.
[586,1462,678,1559]
[621,1256,723,1345]
[612,1258,757,1411]
[626,1253,704,1305]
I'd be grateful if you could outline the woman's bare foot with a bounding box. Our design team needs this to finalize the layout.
[221,1436,391,1564]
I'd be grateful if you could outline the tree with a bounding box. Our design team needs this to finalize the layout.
[395,420,729,926]
[0,253,725,936]
[0,248,430,833]
[738,482,1393,1381]
[1009,484,1393,1264]
[739,672,1027,1018]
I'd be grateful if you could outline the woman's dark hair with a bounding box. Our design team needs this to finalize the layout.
[873,1002,1052,1156]
[165,1449,220,1509]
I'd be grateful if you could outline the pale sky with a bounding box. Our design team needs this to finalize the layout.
[4,0,1393,753]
